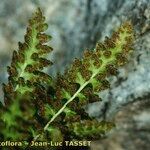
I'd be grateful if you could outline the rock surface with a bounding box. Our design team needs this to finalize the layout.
[91,98,150,150]
[0,0,150,149]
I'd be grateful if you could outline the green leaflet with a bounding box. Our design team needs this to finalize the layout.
[0,100,22,140]
[46,126,63,142]
[68,120,115,139]
[45,104,56,118]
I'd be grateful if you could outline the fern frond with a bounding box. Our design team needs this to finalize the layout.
[1,8,53,141]
[3,8,53,104]
[43,22,133,138]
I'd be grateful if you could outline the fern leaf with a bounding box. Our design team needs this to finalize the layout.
[1,8,53,141]
[3,8,53,104]
[44,22,134,135]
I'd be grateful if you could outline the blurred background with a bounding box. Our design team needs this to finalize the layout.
[0,0,150,149]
